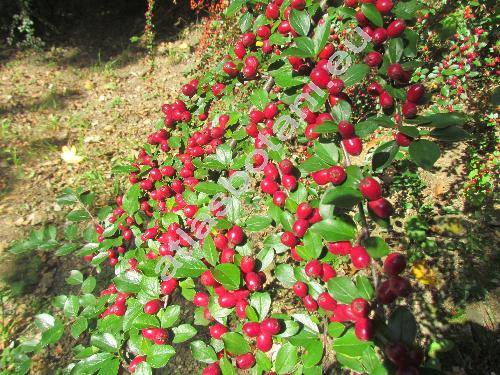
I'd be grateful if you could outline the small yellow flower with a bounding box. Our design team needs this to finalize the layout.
[61,145,83,164]
[256,41,264,47]
[412,260,438,286]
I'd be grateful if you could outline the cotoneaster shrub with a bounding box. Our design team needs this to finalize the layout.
[6,1,472,374]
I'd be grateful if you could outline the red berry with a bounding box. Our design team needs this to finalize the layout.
[160,278,178,295]
[279,159,294,174]
[209,323,229,339]
[402,101,418,118]
[193,292,210,307]
[359,177,382,201]
[305,259,323,278]
[322,263,336,282]
[389,275,412,297]
[395,132,413,147]
[406,84,425,103]
[364,51,383,67]
[243,322,261,337]
[310,67,330,89]
[256,332,273,352]
[227,225,245,245]
[144,299,162,315]
[245,272,263,291]
[303,295,318,311]
[383,253,407,276]
[236,353,255,369]
[328,165,347,185]
[273,191,287,207]
[312,169,330,185]
[350,245,371,269]
[296,202,313,219]
[281,231,297,247]
[338,121,355,138]
[372,28,388,45]
[376,0,393,14]
[379,91,394,109]
[218,293,237,308]
[129,356,146,373]
[368,198,393,218]
[317,292,337,311]
[343,137,363,156]
[293,281,308,297]
[354,318,372,340]
[240,256,255,273]
[261,318,280,335]
[282,174,297,191]
[293,219,309,237]
[351,298,370,318]
[387,19,406,38]
[377,280,397,304]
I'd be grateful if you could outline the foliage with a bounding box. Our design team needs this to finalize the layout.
[1,0,485,374]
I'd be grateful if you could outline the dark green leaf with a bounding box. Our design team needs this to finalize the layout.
[275,342,298,374]
[327,276,359,304]
[388,307,417,346]
[409,140,440,170]
[310,216,357,242]
[361,3,383,27]
[363,236,390,258]
[123,184,141,216]
[372,141,399,171]
[146,344,175,368]
[289,9,310,36]
[222,332,250,355]
[212,263,241,290]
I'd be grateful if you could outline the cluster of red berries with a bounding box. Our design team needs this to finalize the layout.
[260,158,300,195]
[359,176,394,219]
[162,98,194,127]
[377,252,412,304]
[245,101,280,145]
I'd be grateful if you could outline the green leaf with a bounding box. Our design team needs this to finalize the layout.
[361,3,383,27]
[250,292,271,321]
[67,210,90,222]
[409,140,441,170]
[56,243,77,256]
[321,186,363,209]
[225,0,245,17]
[315,142,340,165]
[313,17,332,54]
[275,264,297,288]
[393,0,421,20]
[195,182,226,194]
[245,215,273,231]
[191,341,217,363]
[295,231,323,260]
[387,307,417,346]
[66,270,84,285]
[146,344,175,368]
[302,340,324,367]
[71,317,88,339]
[203,235,219,267]
[289,9,310,36]
[222,332,250,355]
[134,361,152,375]
[220,356,237,375]
[295,36,316,56]
[275,342,298,374]
[63,295,79,317]
[212,263,241,290]
[80,276,96,294]
[71,353,114,375]
[356,275,374,300]
[91,332,119,352]
[123,299,142,331]
[372,141,399,171]
[113,271,142,293]
[332,328,371,356]
[341,64,370,87]
[299,155,331,173]
[123,183,141,216]
[159,305,181,328]
[250,88,269,110]
[363,236,390,258]
[239,12,253,33]
[408,112,467,128]
[172,324,197,343]
[388,38,404,63]
[172,255,207,278]
[331,100,352,122]
[430,126,471,141]
[328,322,345,338]
[327,276,359,304]
[255,351,272,372]
[310,216,357,242]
